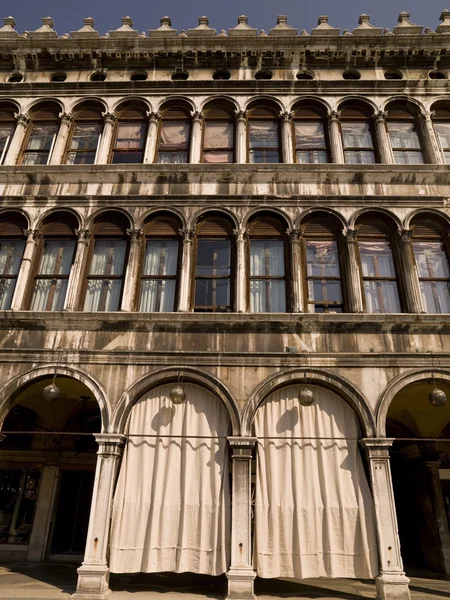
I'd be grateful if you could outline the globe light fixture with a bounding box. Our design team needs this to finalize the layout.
[299,386,315,407]
[428,352,447,407]
[43,382,61,402]
[169,385,186,405]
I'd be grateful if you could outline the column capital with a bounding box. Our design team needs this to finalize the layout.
[102,111,117,125]
[146,111,160,124]
[94,433,126,457]
[346,228,358,242]
[235,110,247,123]
[75,228,91,245]
[397,229,413,245]
[233,228,247,242]
[191,110,203,123]
[23,228,41,243]
[419,111,434,124]
[14,112,30,126]
[179,228,194,243]
[58,112,73,125]
[126,228,143,243]
[228,436,257,457]
[328,109,341,122]
[374,110,388,123]
[281,111,293,124]
[287,228,301,243]
[360,437,394,457]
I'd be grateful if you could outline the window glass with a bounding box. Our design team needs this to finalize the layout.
[194,239,231,312]
[341,121,375,165]
[295,121,328,164]
[434,123,450,164]
[0,123,15,163]
[0,239,25,309]
[139,239,178,312]
[414,241,450,313]
[158,122,190,164]
[388,121,424,164]
[203,122,233,163]
[305,240,343,313]
[84,239,126,312]
[22,124,59,165]
[66,123,102,165]
[112,122,146,164]
[31,240,75,311]
[0,468,41,545]
[249,121,279,163]
[359,241,401,313]
[250,240,286,312]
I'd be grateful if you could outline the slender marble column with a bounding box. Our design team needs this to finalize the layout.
[143,112,160,164]
[234,228,247,313]
[73,434,126,599]
[281,112,294,164]
[121,229,143,312]
[64,229,91,311]
[396,229,424,314]
[361,439,411,600]
[10,229,40,310]
[3,113,29,165]
[236,111,247,164]
[189,111,203,164]
[96,113,117,164]
[344,230,364,313]
[287,229,303,313]
[419,112,444,165]
[49,113,73,165]
[328,110,345,164]
[226,437,257,600]
[374,111,395,164]
[177,229,194,312]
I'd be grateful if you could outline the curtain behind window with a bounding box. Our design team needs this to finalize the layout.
[254,384,378,579]
[110,383,230,575]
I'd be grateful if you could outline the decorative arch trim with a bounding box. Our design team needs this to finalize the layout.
[111,366,240,435]
[295,207,348,232]
[404,208,450,230]
[33,207,82,231]
[350,207,402,231]
[189,207,239,230]
[84,207,134,230]
[242,206,293,230]
[0,365,110,433]
[242,368,375,437]
[138,206,186,230]
[0,208,30,229]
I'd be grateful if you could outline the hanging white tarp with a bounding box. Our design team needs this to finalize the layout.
[109,383,230,575]
[254,384,378,579]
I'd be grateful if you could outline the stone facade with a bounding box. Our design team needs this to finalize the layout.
[0,11,450,600]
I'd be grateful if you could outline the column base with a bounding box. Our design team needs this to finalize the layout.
[71,564,111,600]
[226,568,256,600]
[376,571,410,600]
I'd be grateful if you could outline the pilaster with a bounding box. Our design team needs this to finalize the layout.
[374,111,395,164]
[419,112,444,165]
[396,229,424,314]
[287,229,303,313]
[121,228,143,311]
[344,229,364,313]
[189,111,203,164]
[177,228,194,312]
[328,110,345,164]
[281,112,294,164]
[234,229,247,313]
[64,229,91,311]
[96,112,117,164]
[49,112,73,165]
[236,111,247,164]
[143,112,160,164]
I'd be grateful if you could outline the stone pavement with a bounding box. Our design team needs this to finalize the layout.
[0,563,448,600]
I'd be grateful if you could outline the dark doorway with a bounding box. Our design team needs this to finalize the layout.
[50,470,95,555]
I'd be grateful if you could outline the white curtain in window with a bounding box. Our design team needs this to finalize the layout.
[160,123,189,148]
[204,123,233,149]
[31,279,68,311]
[254,384,378,579]
[110,383,230,575]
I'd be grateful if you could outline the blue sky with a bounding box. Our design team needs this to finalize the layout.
[3,0,448,36]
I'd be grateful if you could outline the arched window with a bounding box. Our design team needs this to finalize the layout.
[340,104,376,164]
[194,215,234,312]
[202,103,235,163]
[292,103,329,164]
[83,213,129,312]
[111,102,148,164]
[411,216,450,313]
[355,215,401,313]
[248,215,288,312]
[301,215,344,313]
[157,103,191,164]
[431,102,450,165]
[20,103,60,165]
[386,102,425,164]
[65,102,103,165]
[247,103,280,163]
[0,213,27,309]
[139,215,181,312]
[0,103,16,165]
[30,213,77,311]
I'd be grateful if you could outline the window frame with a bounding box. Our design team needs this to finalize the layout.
[110,106,148,164]
[0,106,16,165]
[0,234,26,309]
[64,107,103,165]
[247,105,282,164]
[292,105,331,164]
[340,107,378,165]
[386,107,425,165]
[201,108,235,164]
[19,114,59,166]
[156,106,192,164]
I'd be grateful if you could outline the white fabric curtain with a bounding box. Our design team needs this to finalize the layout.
[110,383,231,575]
[254,384,378,580]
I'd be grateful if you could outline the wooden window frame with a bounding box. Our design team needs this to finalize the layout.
[156,108,192,164]
[64,110,103,165]
[201,114,235,164]
[292,108,331,164]
[0,235,26,309]
[340,109,378,164]
[386,110,425,164]
[247,107,281,164]
[110,110,148,164]
[19,118,59,166]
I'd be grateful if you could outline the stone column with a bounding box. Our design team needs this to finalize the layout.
[96,113,117,164]
[73,433,126,600]
[3,113,29,165]
[361,439,411,600]
[281,112,294,164]
[419,112,444,165]
[121,229,143,312]
[396,230,424,314]
[234,228,247,313]
[27,465,58,562]
[49,112,73,165]
[344,230,364,313]
[143,112,160,164]
[226,437,257,600]
[287,229,303,313]
[328,110,345,164]
[64,229,91,311]
[374,111,395,164]
[177,229,194,312]
[236,110,247,164]
[10,229,40,310]
[425,461,450,574]
[189,111,203,164]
